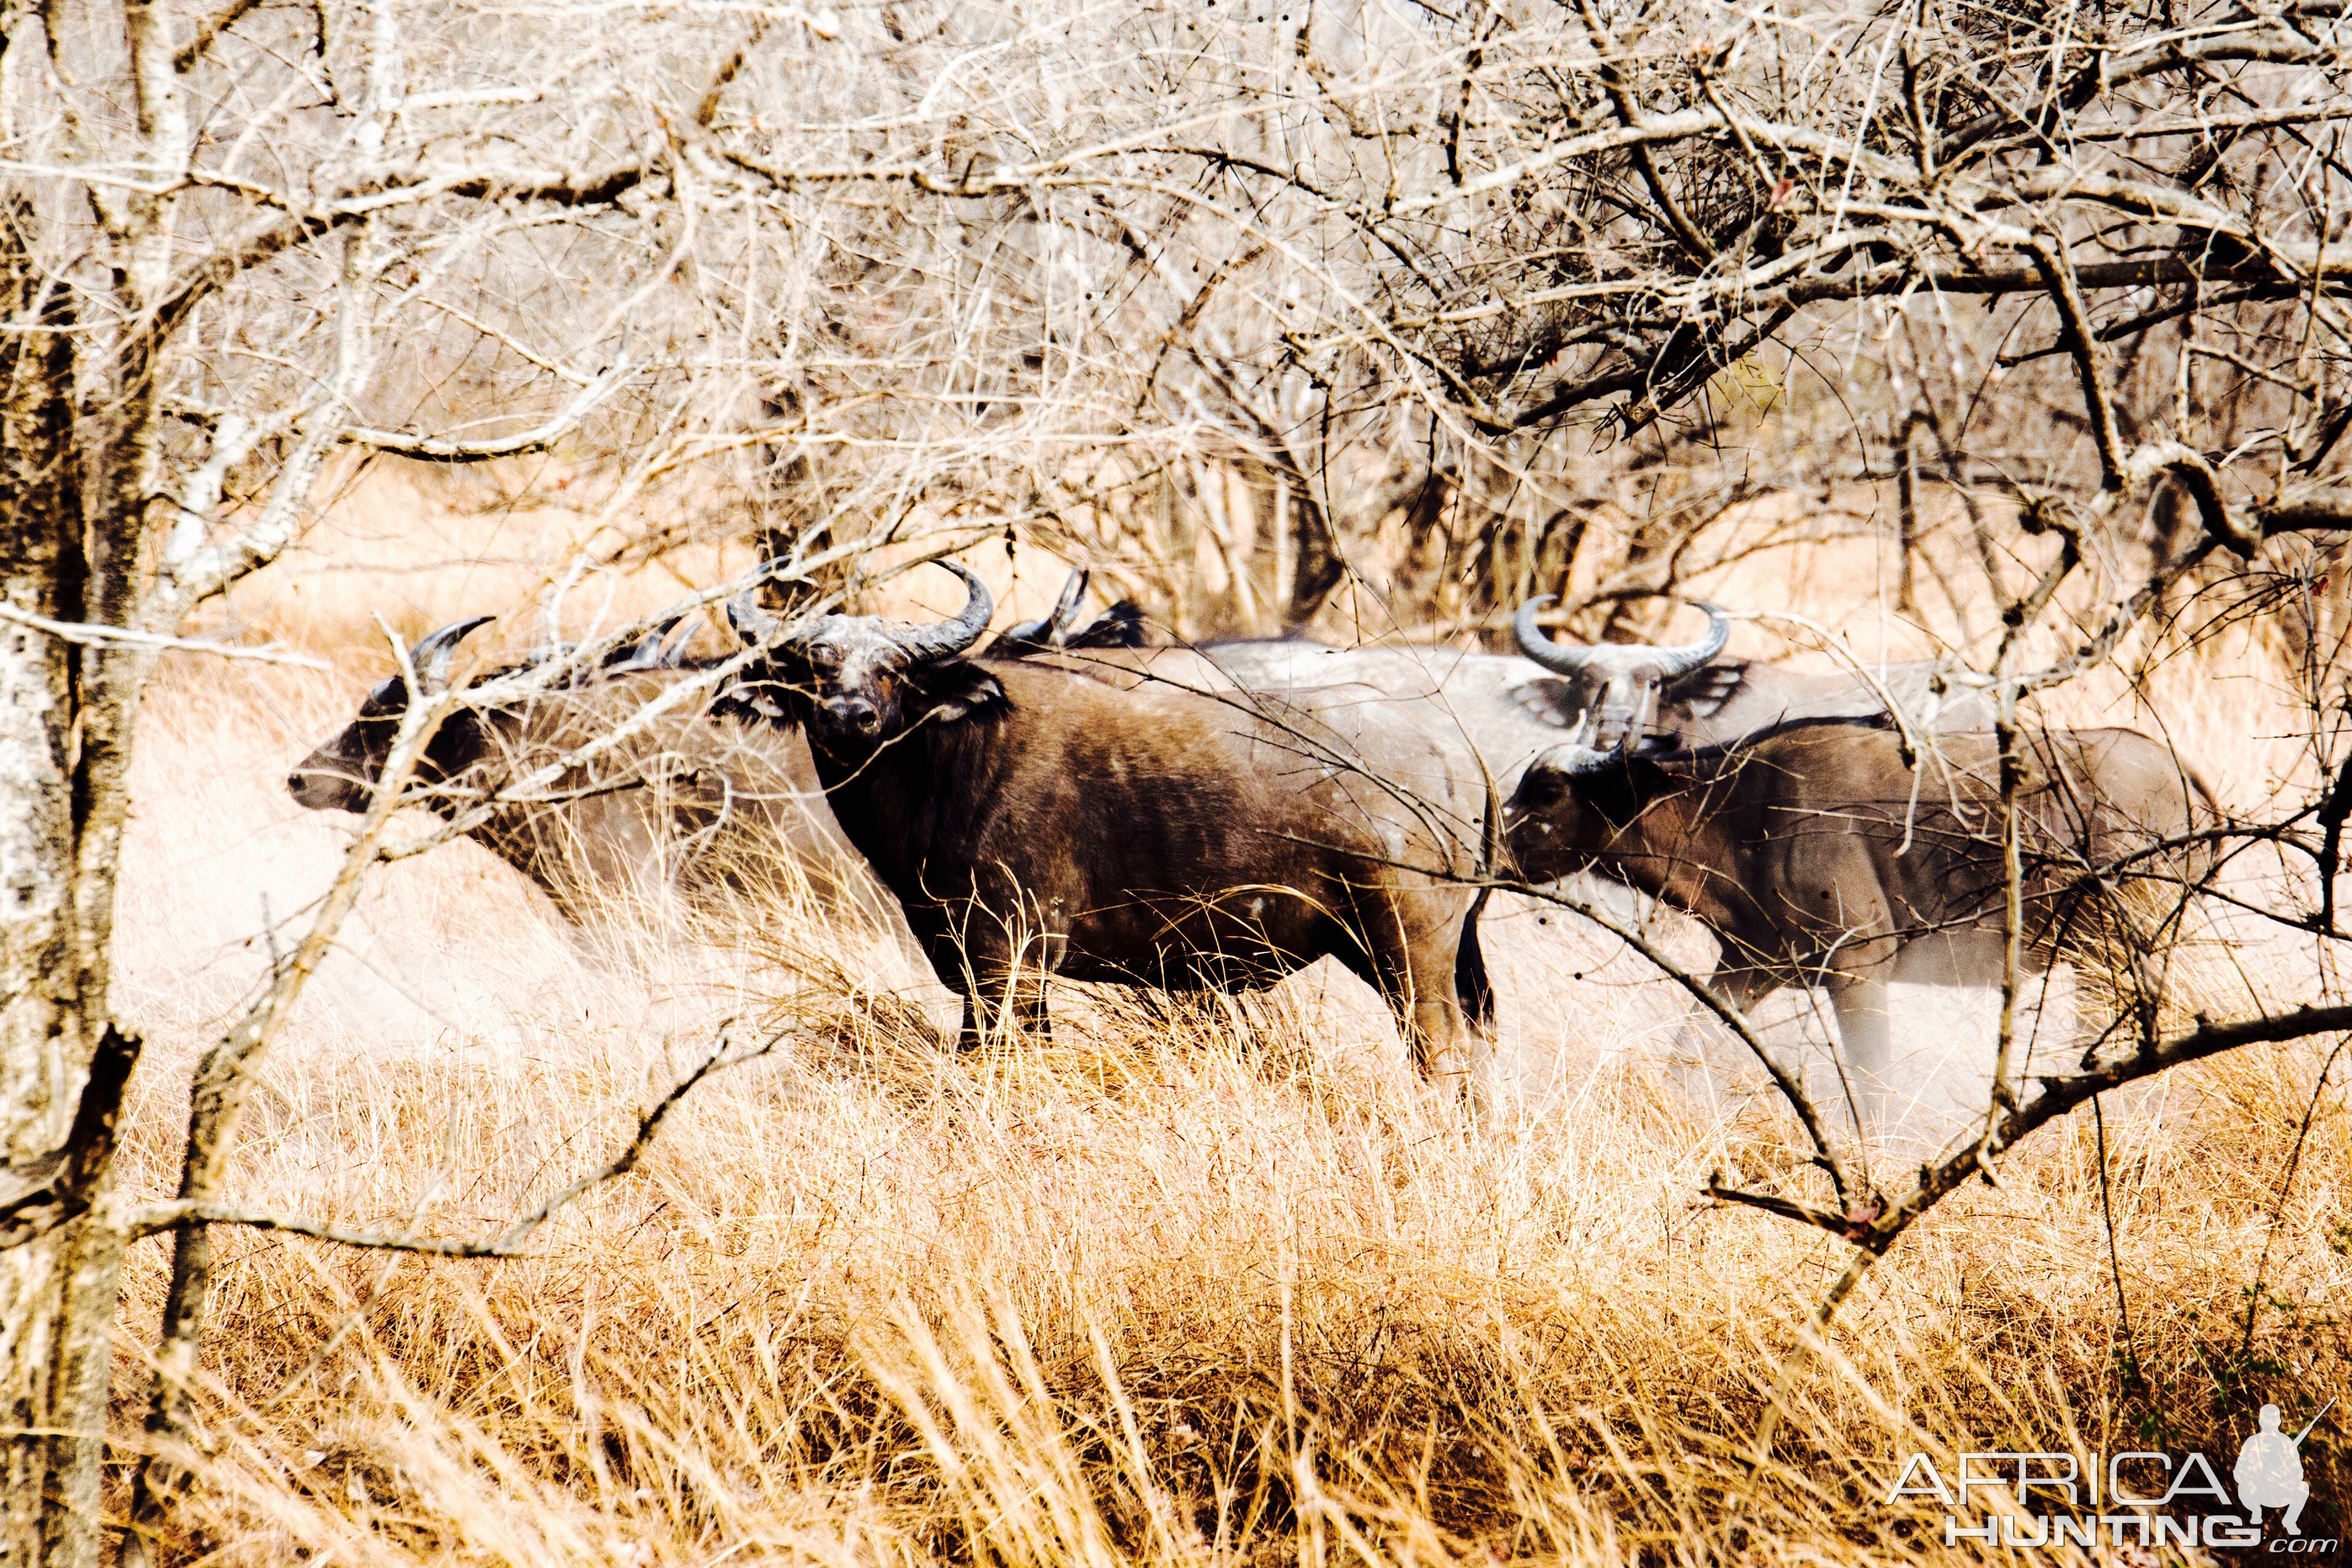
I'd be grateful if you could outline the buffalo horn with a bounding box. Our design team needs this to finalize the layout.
[998,566,1092,649]
[1651,601,1731,679]
[725,558,792,645]
[895,561,994,660]
[1512,595,1597,673]
[653,613,699,667]
[411,616,494,693]
[608,613,695,671]
[725,588,774,643]
[1539,738,1629,777]
[1513,595,1730,678]
[1046,565,1090,643]
[1535,710,1630,778]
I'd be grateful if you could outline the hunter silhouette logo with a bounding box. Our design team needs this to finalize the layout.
[1883,1397,2338,1553]
[2239,1401,2331,1538]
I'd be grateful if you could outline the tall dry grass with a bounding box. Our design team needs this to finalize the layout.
[107,512,2350,1565]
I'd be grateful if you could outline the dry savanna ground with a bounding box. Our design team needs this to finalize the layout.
[109,470,2352,1564]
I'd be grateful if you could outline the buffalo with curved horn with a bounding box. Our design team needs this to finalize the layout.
[1509,596,2000,749]
[1505,712,2217,1132]
[287,613,890,927]
[719,560,1496,1102]
[1194,598,1994,796]
[1510,597,1728,750]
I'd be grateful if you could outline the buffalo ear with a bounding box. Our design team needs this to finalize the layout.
[916,661,1007,723]
[1508,677,1590,729]
[1066,600,1146,649]
[714,670,806,731]
[1661,659,1744,715]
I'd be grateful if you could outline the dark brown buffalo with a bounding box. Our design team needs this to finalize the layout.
[286,617,883,926]
[720,562,1494,1097]
[1504,715,2215,1117]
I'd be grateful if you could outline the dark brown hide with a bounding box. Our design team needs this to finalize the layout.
[1505,718,2215,1078]
[730,640,1491,1091]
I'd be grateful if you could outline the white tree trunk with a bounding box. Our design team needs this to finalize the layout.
[0,577,121,1567]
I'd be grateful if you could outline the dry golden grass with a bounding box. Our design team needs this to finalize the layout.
[108,506,2351,1565]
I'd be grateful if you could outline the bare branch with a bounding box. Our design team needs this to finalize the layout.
[174,0,268,73]
[341,361,637,463]
[0,1027,142,1250]
[2028,240,2127,491]
[0,603,326,668]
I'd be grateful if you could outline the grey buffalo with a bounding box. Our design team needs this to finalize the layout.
[1505,597,1996,749]
[1504,715,2217,1121]
[719,562,1496,1098]
[1199,600,1993,796]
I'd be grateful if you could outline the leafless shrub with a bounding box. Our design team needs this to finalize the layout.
[6,0,2352,1558]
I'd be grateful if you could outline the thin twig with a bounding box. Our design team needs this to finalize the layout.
[0,603,327,668]
[2092,1093,2143,1391]
[1513,880,1859,1210]
[2236,1035,2351,1363]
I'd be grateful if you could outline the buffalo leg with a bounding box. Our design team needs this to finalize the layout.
[1346,914,1491,1115]
[1827,936,2049,1143]
[951,978,1047,1048]
[904,936,1020,1053]
[949,917,1060,1050]
[1454,902,1496,1033]
[1881,936,2064,1138]
[1822,971,1897,1135]
[952,962,1052,1050]
[900,919,997,1052]
[1452,905,1502,1114]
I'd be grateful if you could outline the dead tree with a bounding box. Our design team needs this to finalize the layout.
[0,4,804,1559]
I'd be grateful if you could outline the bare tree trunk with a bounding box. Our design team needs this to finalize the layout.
[0,3,746,1557]
[120,1058,242,1565]
[0,326,143,1567]
[2,188,88,1564]
[1286,478,1345,631]
[0,158,165,1561]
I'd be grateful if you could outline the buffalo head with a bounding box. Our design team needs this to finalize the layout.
[993,566,1093,654]
[287,610,701,814]
[724,560,1002,742]
[1500,719,1658,883]
[1512,597,1730,749]
[286,616,495,812]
